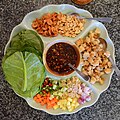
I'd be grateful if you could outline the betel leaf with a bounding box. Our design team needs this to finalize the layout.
[2,51,45,97]
[4,30,44,62]
[28,30,44,52]
[10,29,44,54]
[3,46,42,64]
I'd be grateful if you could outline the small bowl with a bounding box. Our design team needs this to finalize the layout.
[43,39,80,77]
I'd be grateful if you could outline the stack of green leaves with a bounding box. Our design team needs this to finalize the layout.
[2,30,45,98]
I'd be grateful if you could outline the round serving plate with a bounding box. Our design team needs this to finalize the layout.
[4,4,115,115]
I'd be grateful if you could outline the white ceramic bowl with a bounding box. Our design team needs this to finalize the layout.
[4,4,115,115]
[43,39,81,77]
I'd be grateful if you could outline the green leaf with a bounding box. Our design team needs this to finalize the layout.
[10,30,44,54]
[2,51,45,98]
[5,29,44,61]
[3,46,42,64]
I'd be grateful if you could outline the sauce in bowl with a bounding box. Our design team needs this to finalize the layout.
[46,42,80,76]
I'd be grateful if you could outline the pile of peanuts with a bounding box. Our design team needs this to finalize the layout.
[75,28,112,84]
[57,13,85,37]
[32,12,85,37]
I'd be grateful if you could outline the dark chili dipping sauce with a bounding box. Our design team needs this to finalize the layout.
[46,42,80,75]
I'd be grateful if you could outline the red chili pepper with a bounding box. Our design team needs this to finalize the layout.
[45,81,48,84]
[45,77,49,81]
[42,85,44,88]
[49,83,53,87]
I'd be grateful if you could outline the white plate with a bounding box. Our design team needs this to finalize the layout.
[4,4,115,115]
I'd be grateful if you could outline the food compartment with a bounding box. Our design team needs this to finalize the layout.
[74,21,115,93]
[26,74,99,115]
[22,4,93,42]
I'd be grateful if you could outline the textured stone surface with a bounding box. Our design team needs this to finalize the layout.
[0,0,120,120]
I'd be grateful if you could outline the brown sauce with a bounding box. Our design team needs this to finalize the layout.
[46,42,80,76]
